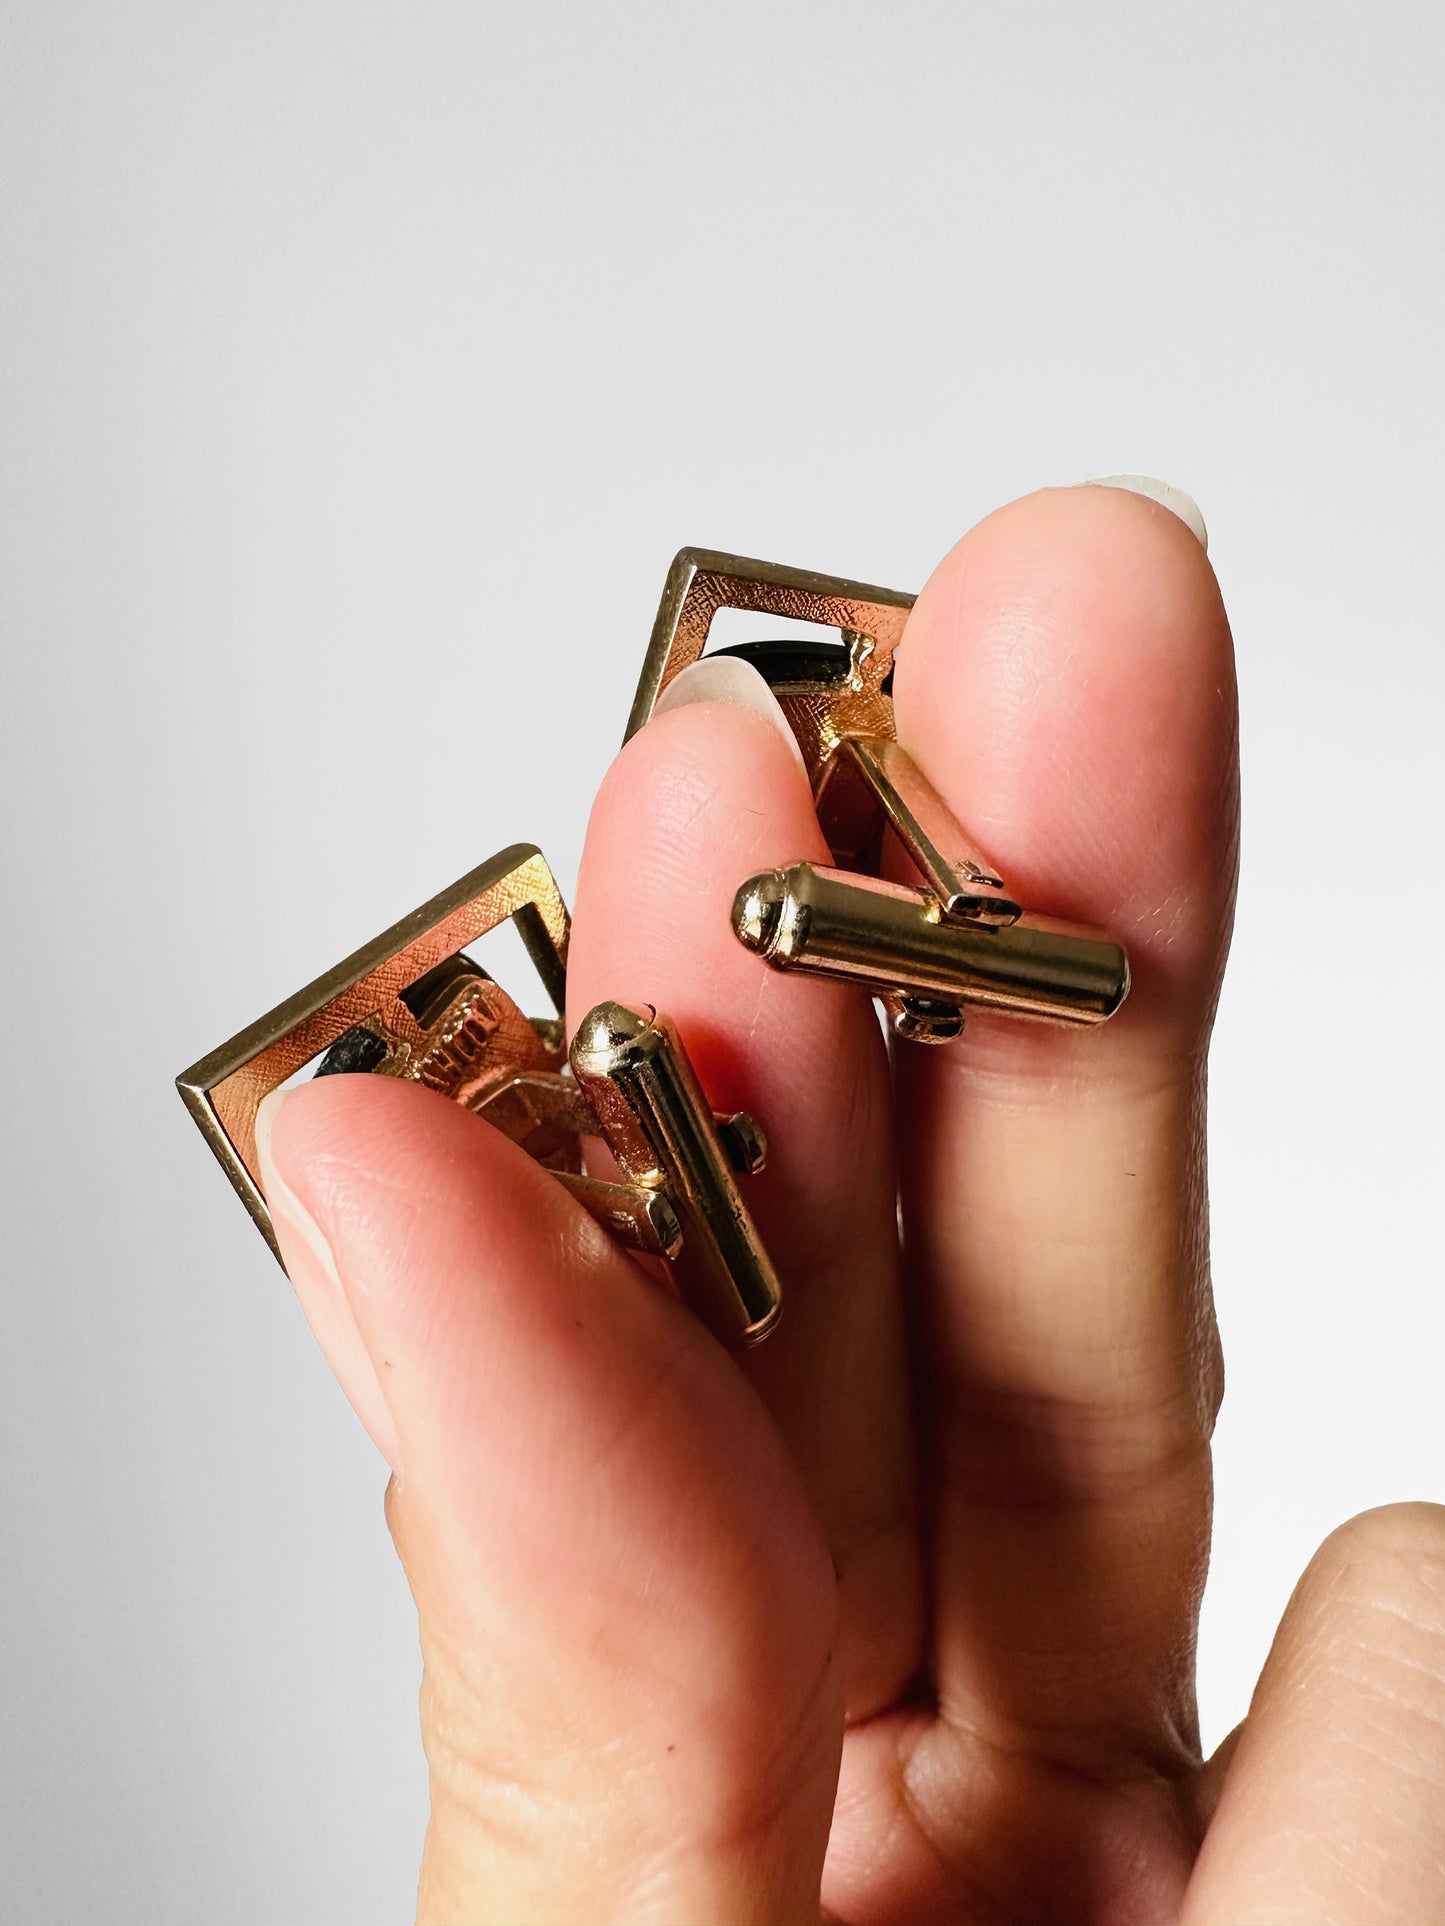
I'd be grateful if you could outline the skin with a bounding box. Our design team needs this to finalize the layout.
[256,488,1445,1924]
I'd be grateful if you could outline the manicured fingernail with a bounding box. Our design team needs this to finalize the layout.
[653,655,807,773]
[1078,474,1208,553]
[255,1088,403,1473]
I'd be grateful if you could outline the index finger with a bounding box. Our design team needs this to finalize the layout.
[565,685,922,1724]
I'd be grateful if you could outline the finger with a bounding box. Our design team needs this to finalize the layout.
[567,663,923,1721]
[891,485,1237,1769]
[1184,1505,1445,1926]
[258,1073,841,1926]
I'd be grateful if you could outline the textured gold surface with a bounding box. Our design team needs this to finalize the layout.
[625,547,914,748]
[625,547,1012,886]
[625,548,925,871]
[176,844,571,1257]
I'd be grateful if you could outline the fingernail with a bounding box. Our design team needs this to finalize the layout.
[255,1088,403,1473]
[1077,474,1208,553]
[653,655,807,773]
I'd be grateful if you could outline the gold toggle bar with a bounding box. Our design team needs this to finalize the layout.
[732,863,1129,1027]
[569,1002,783,1347]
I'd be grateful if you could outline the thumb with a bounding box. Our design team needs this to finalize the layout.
[257,1071,841,1926]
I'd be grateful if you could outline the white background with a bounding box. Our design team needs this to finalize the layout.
[3,3,1442,1920]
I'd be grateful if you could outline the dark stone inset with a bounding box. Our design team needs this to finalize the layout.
[313,954,491,1079]
[313,1026,390,1077]
[708,637,852,685]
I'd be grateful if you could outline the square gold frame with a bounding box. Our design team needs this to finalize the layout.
[623,547,916,743]
[176,843,571,1259]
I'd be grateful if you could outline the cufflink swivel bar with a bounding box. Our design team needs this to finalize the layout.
[626,548,1131,1039]
[733,863,1128,1027]
[176,845,781,1348]
[571,1005,779,1344]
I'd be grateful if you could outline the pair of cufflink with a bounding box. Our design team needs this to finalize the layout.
[178,549,1129,1348]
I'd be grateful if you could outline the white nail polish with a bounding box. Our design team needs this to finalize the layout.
[1078,474,1208,553]
[254,1088,403,1473]
[652,654,807,772]
[255,1088,344,1297]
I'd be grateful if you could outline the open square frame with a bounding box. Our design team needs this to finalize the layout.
[623,547,916,743]
[176,842,571,1259]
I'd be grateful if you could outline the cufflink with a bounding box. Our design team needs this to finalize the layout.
[626,548,1130,1039]
[176,843,781,1347]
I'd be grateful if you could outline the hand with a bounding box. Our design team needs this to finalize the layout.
[255,488,1445,1925]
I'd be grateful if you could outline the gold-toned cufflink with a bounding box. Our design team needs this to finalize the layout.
[627,548,1130,1038]
[176,843,781,1347]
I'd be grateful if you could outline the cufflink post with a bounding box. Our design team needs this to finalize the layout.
[177,846,782,1347]
[628,548,1133,1041]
